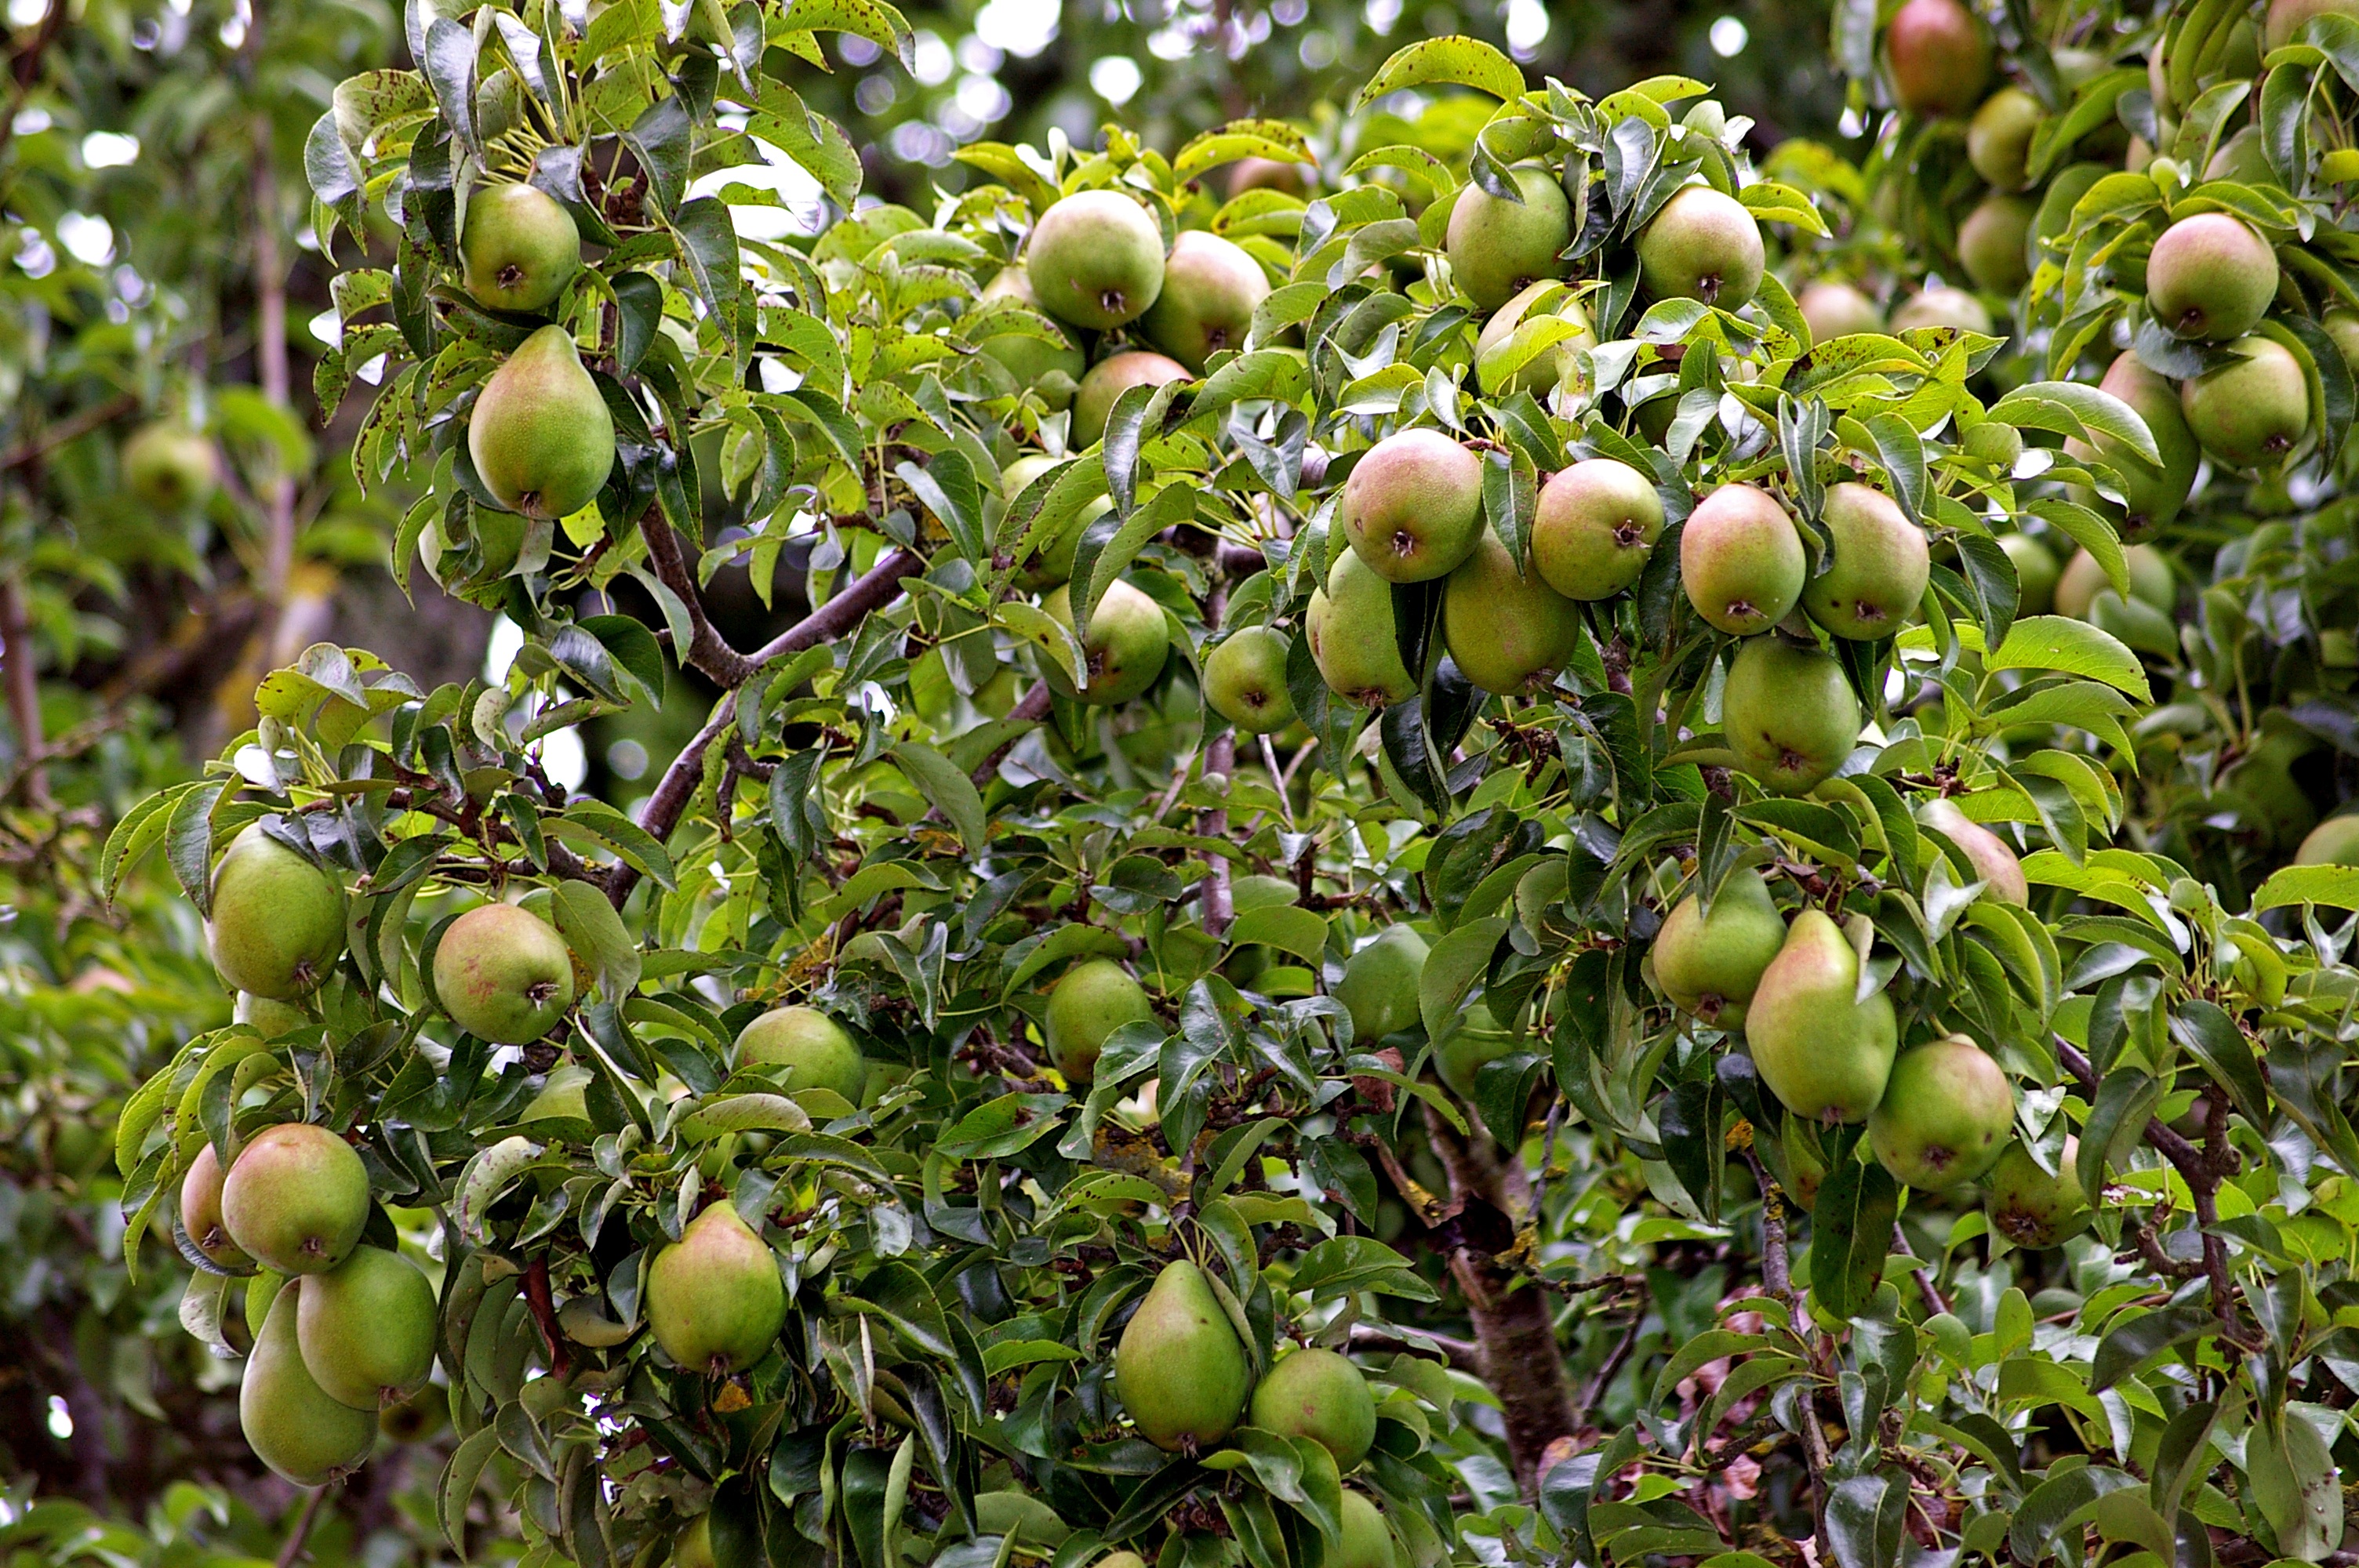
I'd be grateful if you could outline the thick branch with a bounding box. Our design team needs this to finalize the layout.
[638,509,754,687]
[969,682,1053,786]
[0,391,137,471]
[1748,1155,1830,1546]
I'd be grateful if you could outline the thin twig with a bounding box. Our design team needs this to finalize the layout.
[1748,1154,1830,1548]
[274,1486,330,1568]
[0,391,137,471]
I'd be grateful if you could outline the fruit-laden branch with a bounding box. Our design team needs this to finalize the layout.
[638,510,756,688]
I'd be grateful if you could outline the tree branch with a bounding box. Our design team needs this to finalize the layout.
[969,682,1052,786]
[0,391,137,471]
[1200,580,1234,938]
[1748,1155,1830,1548]
[1346,1323,1480,1372]
[274,1485,331,1568]
[638,508,754,687]
[2,560,43,807]
[249,106,296,612]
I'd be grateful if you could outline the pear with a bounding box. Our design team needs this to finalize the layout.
[1721,637,1861,796]
[1919,797,2026,903]
[180,1141,249,1269]
[1888,286,1992,336]
[1795,281,1884,343]
[2296,816,2359,866]
[468,325,616,521]
[2326,307,2359,374]
[1967,87,2044,189]
[1444,164,1572,313]
[1651,866,1786,1029]
[1681,484,1805,636]
[236,991,311,1036]
[207,825,347,1000]
[378,1383,449,1443]
[460,182,581,314]
[976,267,1085,409]
[2063,350,2199,538]
[1020,495,1111,590]
[2146,213,2277,341]
[1474,281,1595,397]
[1250,1346,1376,1468]
[1434,1021,1516,1098]
[1746,910,1897,1123]
[297,1244,438,1410]
[2205,125,2273,187]
[1998,532,2060,614]
[1637,185,1765,310]
[1027,191,1166,330]
[1204,626,1297,734]
[1139,230,1270,372]
[1045,958,1155,1081]
[122,423,216,512]
[1334,926,1429,1044]
[221,1123,372,1276]
[1957,194,2033,292]
[1114,1258,1251,1450]
[2055,543,2173,619]
[1071,350,1190,448]
[1341,428,1485,583]
[1802,483,1929,641]
[1869,1034,2016,1188]
[1984,1137,2089,1247]
[2180,335,2308,467]
[434,902,575,1045]
[1230,156,1310,196]
[647,1202,786,1374]
[1885,0,1990,117]
[1308,549,1419,706]
[1441,524,1585,695]
[1042,579,1169,706]
[1330,1492,1398,1568]
[242,1283,379,1486]
[736,1006,867,1102]
[1532,457,1663,601]
[674,1515,717,1568]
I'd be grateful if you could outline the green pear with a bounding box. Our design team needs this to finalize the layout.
[1139,230,1270,372]
[1330,1492,1398,1568]
[221,1122,371,1276]
[1795,281,1884,343]
[242,1283,379,1486]
[1681,484,1806,636]
[1721,637,1861,796]
[736,1006,867,1102]
[1957,194,2034,292]
[1637,185,1765,310]
[1651,866,1786,1029]
[2270,0,2359,48]
[2296,815,2359,866]
[1532,457,1663,601]
[976,267,1085,409]
[460,182,581,314]
[1334,926,1428,1044]
[468,325,616,520]
[1888,285,1992,334]
[2180,335,2308,467]
[1071,350,1190,448]
[1251,1346,1376,1469]
[1308,549,1419,706]
[207,826,347,1000]
[1998,532,2060,614]
[1026,191,1166,330]
[1045,958,1155,1081]
[647,1201,786,1374]
[1885,0,1990,116]
[181,1141,249,1269]
[2147,213,2277,341]
[434,902,575,1045]
[1983,1137,2088,1247]
[1869,1034,2016,1189]
[2205,124,2273,187]
[1967,87,2044,188]
[1114,1258,1251,1450]
[1803,483,1929,641]
[1441,524,1584,695]
[1341,428,1485,583]
[1474,281,1595,397]
[297,1244,437,1410]
[2054,543,2173,619]
[2324,307,2359,374]
[236,991,311,1036]
[1445,164,1572,313]
[1919,797,2026,903]
[2063,350,2199,537]
[1204,626,1297,734]
[1746,910,1897,1123]
[673,1515,716,1568]
[1020,495,1111,590]
[1042,578,1169,706]
[378,1382,449,1443]
[122,423,216,512]
[1434,1020,1516,1098]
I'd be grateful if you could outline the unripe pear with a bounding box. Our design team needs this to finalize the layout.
[1967,87,2044,189]
[460,182,581,314]
[1637,185,1765,310]
[2296,815,2359,866]
[1434,1021,1516,1098]
[181,1141,249,1269]
[1888,285,1993,335]
[1046,958,1154,1081]
[379,1382,449,1443]
[242,1283,378,1486]
[122,423,216,513]
[1796,281,1884,343]
[648,1201,786,1374]
[1230,156,1310,196]
[207,826,347,1000]
[1139,230,1269,372]
[2054,543,2173,619]
[1334,925,1429,1044]
[297,1244,437,1410]
[1868,1034,2016,1188]
[1071,350,1190,448]
[1957,194,2034,292]
[467,325,615,521]
[1983,1137,2089,1247]
[1330,1492,1397,1568]
[736,1006,867,1102]
[1885,0,1991,117]
[1803,483,1929,641]
[1445,165,1572,313]
[2269,0,2359,48]
[1747,910,1898,1123]
[1309,549,1419,706]
[1250,1347,1376,1469]
[1114,1258,1251,1450]
[1020,495,1111,590]
[1340,429,1485,583]
[1441,524,1585,695]
[2205,125,2272,187]
[222,1123,371,1276]
[1532,457,1663,601]
[2146,214,2277,341]
[237,991,311,1036]
[434,902,574,1045]
[1681,484,1806,636]
[2063,351,2199,538]
[1474,281,1595,397]
[2324,307,2359,375]
[1998,532,2060,614]
[1042,578,1169,706]
[1920,797,2027,904]
[2180,335,2308,466]
[1651,866,1786,1030]
[1027,191,1166,330]
[976,267,1085,409]
[1721,637,1861,797]
[1204,626,1297,734]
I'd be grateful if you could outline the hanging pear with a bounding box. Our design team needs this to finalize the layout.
[460,182,582,314]
[1746,910,1897,1123]
[240,1283,379,1486]
[647,1201,787,1375]
[1114,1258,1251,1450]
[296,1244,438,1410]
[467,325,616,521]
[1650,866,1787,1029]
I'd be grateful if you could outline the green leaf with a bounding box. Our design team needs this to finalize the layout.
[1985,615,2152,701]
[890,740,988,854]
[1227,904,1329,962]
[2251,862,2359,911]
[1353,35,1528,107]
[1809,1146,1897,1322]
[551,880,642,1001]
[2090,1304,2214,1392]
[1285,1236,1438,1301]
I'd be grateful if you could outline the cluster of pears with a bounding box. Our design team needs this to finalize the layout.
[179,1122,438,1485]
